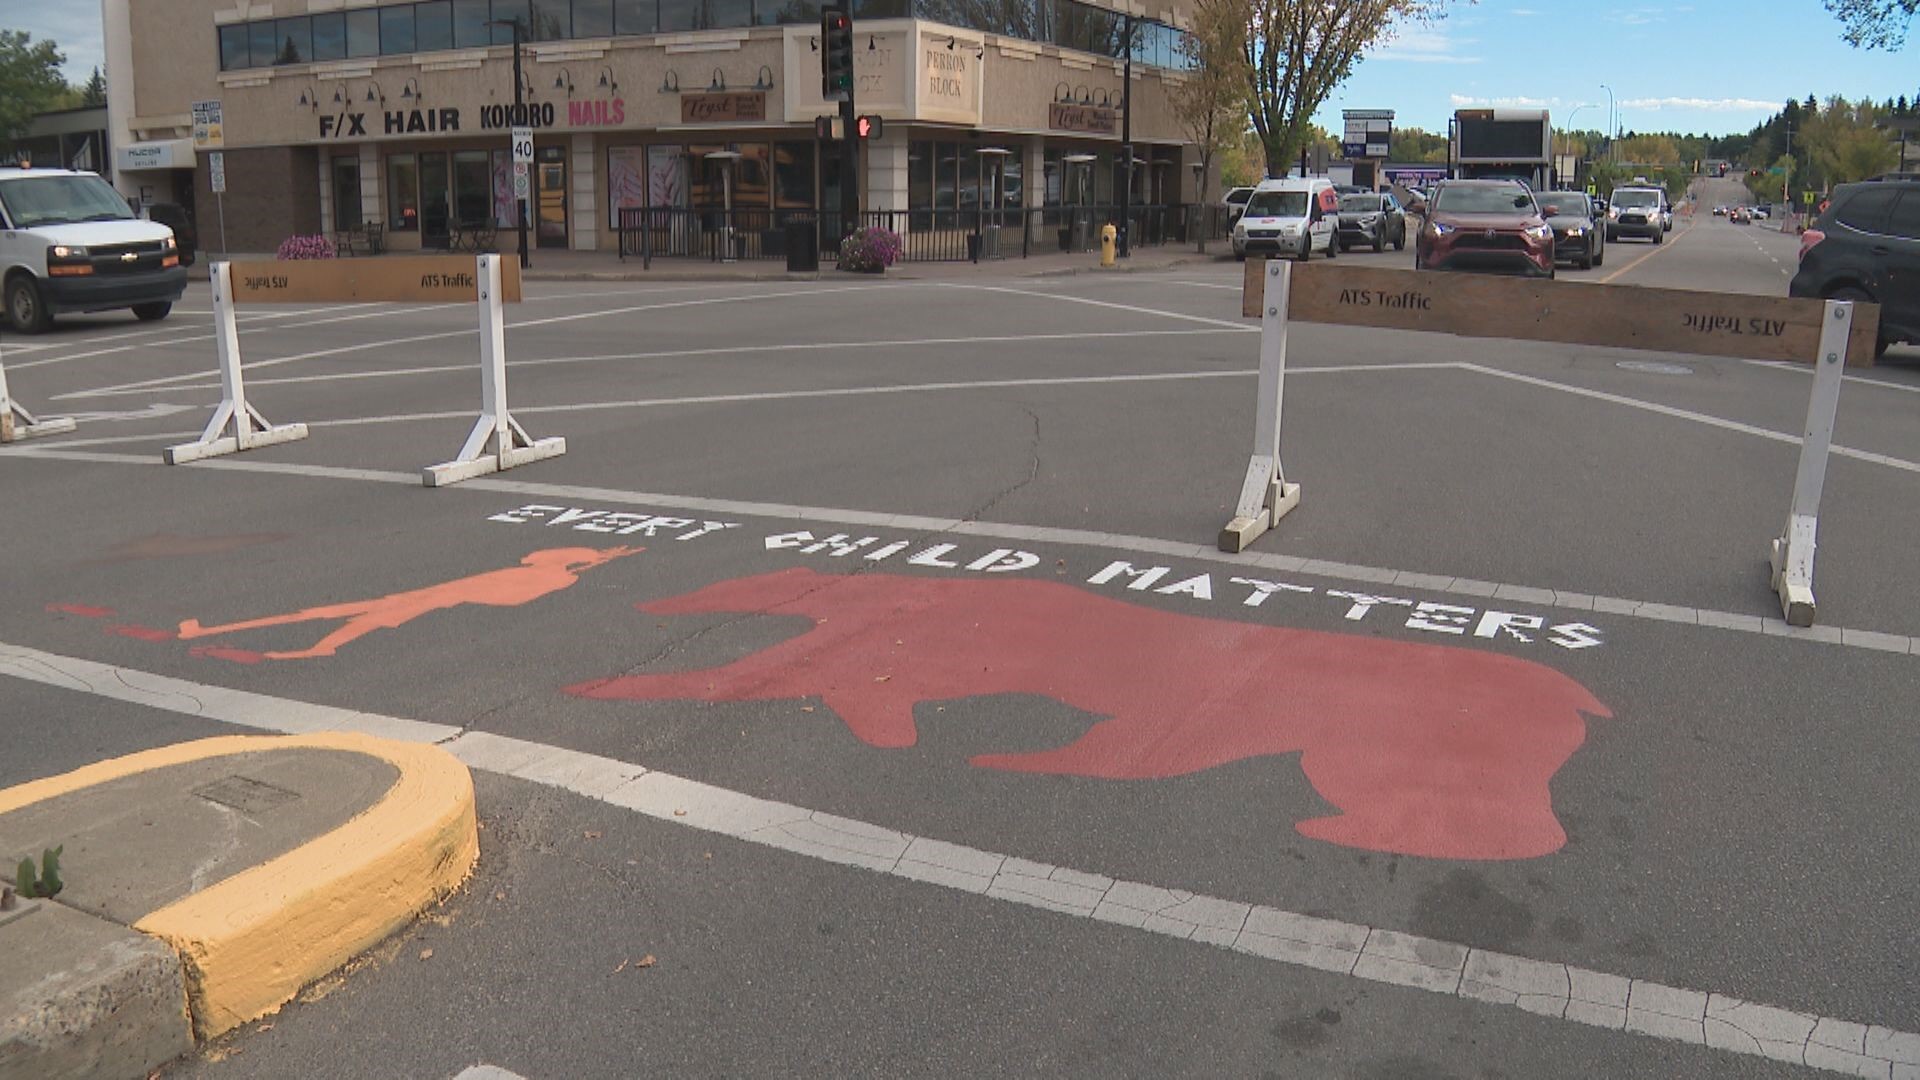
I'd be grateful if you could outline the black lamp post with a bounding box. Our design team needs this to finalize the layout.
[1118,13,1134,257]
[486,17,531,268]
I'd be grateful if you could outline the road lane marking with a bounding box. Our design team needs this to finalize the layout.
[1596,223,1696,285]
[59,327,1259,398]
[954,283,1254,330]
[1,640,1914,1078]
[51,284,916,400]
[5,447,1913,655]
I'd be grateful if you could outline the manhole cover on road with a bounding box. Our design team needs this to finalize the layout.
[1616,360,1694,375]
[194,775,301,814]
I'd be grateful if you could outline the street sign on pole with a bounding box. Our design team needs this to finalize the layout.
[512,161,530,199]
[511,127,534,165]
[207,151,226,194]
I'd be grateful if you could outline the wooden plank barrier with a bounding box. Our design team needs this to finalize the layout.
[1226,260,1875,628]
[0,339,77,444]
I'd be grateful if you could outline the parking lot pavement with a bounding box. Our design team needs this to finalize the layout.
[4,234,1918,1078]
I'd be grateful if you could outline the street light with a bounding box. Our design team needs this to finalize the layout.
[1599,84,1616,156]
[1118,12,1136,257]
[486,17,531,269]
[1562,103,1593,186]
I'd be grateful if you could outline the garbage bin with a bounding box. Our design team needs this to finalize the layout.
[786,220,819,272]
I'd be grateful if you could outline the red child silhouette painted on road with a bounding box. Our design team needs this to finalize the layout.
[177,547,638,660]
[568,567,1614,861]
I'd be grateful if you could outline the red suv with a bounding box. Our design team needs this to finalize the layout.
[1415,179,1556,278]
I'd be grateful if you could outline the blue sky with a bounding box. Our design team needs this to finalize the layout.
[1317,1,1919,138]
[2,0,1913,138]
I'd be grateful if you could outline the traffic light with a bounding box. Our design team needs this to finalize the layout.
[856,114,883,140]
[821,7,853,102]
[815,114,835,140]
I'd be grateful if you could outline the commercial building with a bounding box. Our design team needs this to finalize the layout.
[0,106,111,175]
[103,0,1206,256]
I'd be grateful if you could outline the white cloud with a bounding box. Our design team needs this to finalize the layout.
[1449,94,1557,108]
[1368,29,1481,64]
[1620,97,1779,112]
[1511,7,1541,15]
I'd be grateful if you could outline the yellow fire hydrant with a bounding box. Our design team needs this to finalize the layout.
[1100,223,1117,267]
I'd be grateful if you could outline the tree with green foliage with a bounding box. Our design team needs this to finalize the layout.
[1170,0,1250,251]
[80,66,106,107]
[1389,126,1448,163]
[0,31,68,142]
[1242,0,1448,177]
[1826,0,1915,49]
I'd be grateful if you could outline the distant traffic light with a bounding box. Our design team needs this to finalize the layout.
[856,114,883,139]
[821,7,853,102]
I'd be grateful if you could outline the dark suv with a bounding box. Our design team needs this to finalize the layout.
[1789,179,1920,359]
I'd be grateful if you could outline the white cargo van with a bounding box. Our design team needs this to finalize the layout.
[0,166,186,333]
[1231,177,1340,261]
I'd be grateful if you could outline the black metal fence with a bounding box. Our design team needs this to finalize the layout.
[617,203,1236,267]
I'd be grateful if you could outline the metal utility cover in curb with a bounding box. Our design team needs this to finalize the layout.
[0,732,477,1040]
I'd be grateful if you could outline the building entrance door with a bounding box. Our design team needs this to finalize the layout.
[536,146,567,248]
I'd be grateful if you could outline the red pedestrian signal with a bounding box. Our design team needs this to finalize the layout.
[856,115,883,139]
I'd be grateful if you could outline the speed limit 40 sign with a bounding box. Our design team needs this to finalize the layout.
[511,127,534,165]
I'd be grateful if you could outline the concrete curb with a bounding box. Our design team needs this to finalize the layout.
[0,731,478,1068]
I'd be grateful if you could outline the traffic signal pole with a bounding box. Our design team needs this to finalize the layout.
[822,8,859,241]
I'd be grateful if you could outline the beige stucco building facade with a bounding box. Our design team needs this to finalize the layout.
[104,0,1204,256]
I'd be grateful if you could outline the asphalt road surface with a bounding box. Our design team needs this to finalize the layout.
[3,217,1917,1080]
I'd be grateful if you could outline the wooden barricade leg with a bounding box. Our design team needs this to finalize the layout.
[422,254,565,487]
[165,262,309,464]
[0,341,77,444]
[1219,258,1302,552]
[1768,299,1852,627]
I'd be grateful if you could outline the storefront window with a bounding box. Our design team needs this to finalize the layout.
[380,6,416,52]
[934,143,957,228]
[219,25,249,70]
[452,0,491,46]
[311,13,346,60]
[491,0,530,42]
[531,0,569,39]
[608,146,647,228]
[453,151,491,227]
[773,141,814,210]
[274,18,311,64]
[415,2,454,51]
[333,158,363,230]
[908,141,933,229]
[346,9,380,57]
[388,154,419,231]
[573,0,615,36]
[613,0,655,33]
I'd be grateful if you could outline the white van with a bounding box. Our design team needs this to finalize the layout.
[0,167,186,333]
[1231,177,1340,261]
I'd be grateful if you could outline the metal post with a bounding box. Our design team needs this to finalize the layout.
[1769,299,1853,626]
[1118,13,1133,258]
[838,102,858,240]
[490,18,533,269]
[216,192,228,258]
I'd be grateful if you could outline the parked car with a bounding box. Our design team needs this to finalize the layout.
[1607,185,1668,243]
[1221,186,1255,223]
[1231,177,1340,262]
[1789,178,1920,360]
[1334,192,1408,252]
[1415,178,1555,278]
[1538,191,1605,269]
[1749,205,1770,220]
[0,166,185,333]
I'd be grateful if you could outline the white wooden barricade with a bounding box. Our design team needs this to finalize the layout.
[1229,261,1876,628]
[0,339,78,443]
[422,254,565,486]
[160,254,561,487]
[165,261,309,464]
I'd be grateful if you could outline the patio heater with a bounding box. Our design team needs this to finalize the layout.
[705,149,743,262]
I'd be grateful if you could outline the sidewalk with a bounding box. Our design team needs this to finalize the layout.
[187,244,1235,283]
[0,733,476,1079]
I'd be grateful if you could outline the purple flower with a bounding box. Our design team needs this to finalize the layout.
[276,234,337,260]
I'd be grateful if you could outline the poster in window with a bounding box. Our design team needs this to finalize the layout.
[608,146,647,229]
[491,150,515,227]
[647,146,687,225]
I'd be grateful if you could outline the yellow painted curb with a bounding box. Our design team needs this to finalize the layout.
[0,732,477,1038]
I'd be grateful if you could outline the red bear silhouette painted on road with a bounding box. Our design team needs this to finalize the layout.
[567,568,1613,860]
